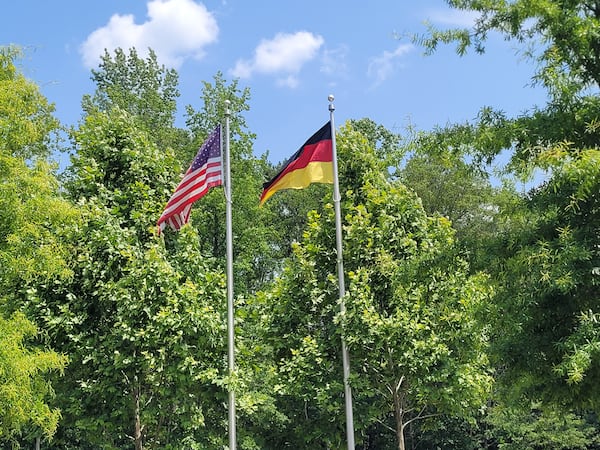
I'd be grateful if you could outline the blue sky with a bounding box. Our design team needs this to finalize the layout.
[3,0,547,166]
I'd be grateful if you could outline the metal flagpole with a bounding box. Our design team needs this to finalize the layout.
[329,94,356,449]
[224,100,237,450]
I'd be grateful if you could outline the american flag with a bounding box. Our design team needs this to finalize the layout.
[157,125,223,234]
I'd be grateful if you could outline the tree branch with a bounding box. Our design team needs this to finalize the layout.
[403,407,441,428]
[374,417,396,434]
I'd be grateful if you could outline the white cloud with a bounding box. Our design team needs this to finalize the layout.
[276,75,300,89]
[320,45,349,77]
[367,43,413,87]
[231,31,324,87]
[426,8,479,27]
[80,0,218,69]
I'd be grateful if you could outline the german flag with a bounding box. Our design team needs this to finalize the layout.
[260,122,333,205]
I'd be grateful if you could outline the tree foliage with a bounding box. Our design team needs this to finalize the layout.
[0,313,66,444]
[258,123,493,450]
[415,0,600,423]
[0,46,60,159]
[0,44,75,288]
[399,149,501,269]
[419,0,600,91]
[82,47,180,147]
[486,402,600,449]
[0,45,74,447]
[24,107,231,449]
[6,4,600,443]
[184,72,298,293]
[491,145,600,408]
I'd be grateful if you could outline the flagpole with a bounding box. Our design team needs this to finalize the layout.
[224,100,236,450]
[329,94,356,449]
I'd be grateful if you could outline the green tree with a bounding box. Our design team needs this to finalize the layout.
[0,45,59,160]
[0,152,75,447]
[415,0,600,413]
[399,148,512,272]
[184,72,314,449]
[486,402,600,449]
[259,123,493,450]
[0,45,75,447]
[491,145,600,409]
[0,313,67,445]
[81,47,183,150]
[73,51,287,447]
[420,0,600,91]
[21,108,229,449]
[184,72,282,293]
[348,117,404,175]
[0,45,73,286]
[415,0,600,170]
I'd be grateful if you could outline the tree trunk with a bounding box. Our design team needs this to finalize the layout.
[134,383,143,450]
[392,379,405,450]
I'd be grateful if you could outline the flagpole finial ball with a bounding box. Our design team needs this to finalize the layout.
[328,94,335,102]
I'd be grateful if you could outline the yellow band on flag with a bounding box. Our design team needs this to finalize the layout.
[260,160,333,205]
